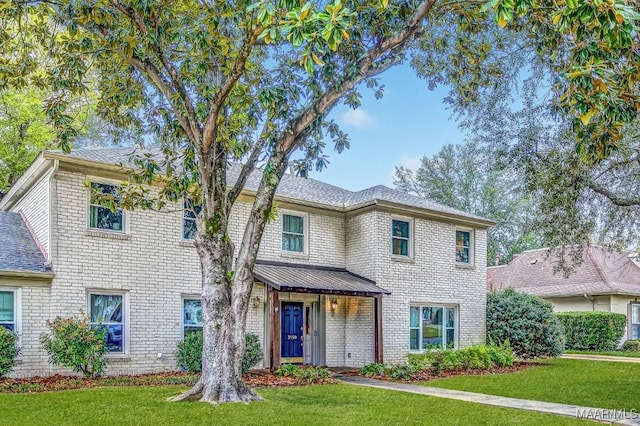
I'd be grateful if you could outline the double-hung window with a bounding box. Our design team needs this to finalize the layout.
[183,200,202,240]
[632,304,640,339]
[282,213,305,253]
[456,229,473,264]
[0,291,16,332]
[392,219,411,257]
[183,299,203,336]
[410,305,457,350]
[89,183,125,232]
[89,293,125,353]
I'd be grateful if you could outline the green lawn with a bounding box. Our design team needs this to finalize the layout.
[0,384,590,425]
[424,359,640,410]
[565,350,640,358]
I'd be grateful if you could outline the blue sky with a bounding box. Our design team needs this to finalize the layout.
[306,63,466,192]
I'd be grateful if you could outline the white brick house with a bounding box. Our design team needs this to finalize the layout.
[0,148,493,376]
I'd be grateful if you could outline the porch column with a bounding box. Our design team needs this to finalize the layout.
[374,295,383,363]
[269,286,280,371]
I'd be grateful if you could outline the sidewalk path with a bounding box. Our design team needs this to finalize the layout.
[337,375,640,425]
[561,354,640,364]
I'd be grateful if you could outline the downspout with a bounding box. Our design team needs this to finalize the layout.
[583,294,595,311]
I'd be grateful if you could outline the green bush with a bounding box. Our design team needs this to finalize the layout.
[0,327,19,378]
[622,340,640,352]
[558,312,626,351]
[175,331,263,374]
[359,363,387,377]
[408,343,515,373]
[388,364,418,380]
[275,364,330,383]
[40,313,108,378]
[487,288,564,358]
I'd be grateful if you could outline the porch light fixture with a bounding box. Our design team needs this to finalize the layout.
[330,299,338,313]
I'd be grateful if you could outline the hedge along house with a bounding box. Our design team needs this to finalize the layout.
[0,148,493,377]
[487,246,640,343]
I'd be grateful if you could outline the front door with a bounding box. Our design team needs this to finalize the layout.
[281,302,304,363]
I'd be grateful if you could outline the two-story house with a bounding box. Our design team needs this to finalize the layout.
[0,148,493,377]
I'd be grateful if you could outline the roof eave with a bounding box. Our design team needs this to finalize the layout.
[372,199,496,228]
[0,270,54,280]
[0,153,52,211]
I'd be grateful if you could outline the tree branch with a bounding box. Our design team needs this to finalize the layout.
[587,178,640,207]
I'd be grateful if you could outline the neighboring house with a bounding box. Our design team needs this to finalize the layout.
[487,246,640,342]
[0,148,493,377]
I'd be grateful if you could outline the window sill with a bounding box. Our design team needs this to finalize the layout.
[391,255,415,264]
[455,263,475,270]
[85,230,131,241]
[179,240,195,248]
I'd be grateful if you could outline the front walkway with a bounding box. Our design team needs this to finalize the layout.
[337,375,640,425]
[561,354,640,364]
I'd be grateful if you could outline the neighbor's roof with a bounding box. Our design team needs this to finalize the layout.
[0,212,52,275]
[253,261,390,297]
[42,147,493,225]
[487,246,640,297]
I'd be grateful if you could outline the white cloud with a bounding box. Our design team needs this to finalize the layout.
[339,108,376,130]
[398,155,422,171]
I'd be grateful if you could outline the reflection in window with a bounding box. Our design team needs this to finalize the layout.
[633,305,640,340]
[282,214,304,253]
[183,200,202,240]
[89,183,124,231]
[90,294,124,353]
[456,230,471,263]
[392,219,410,256]
[183,299,203,335]
[0,291,15,332]
[409,305,457,350]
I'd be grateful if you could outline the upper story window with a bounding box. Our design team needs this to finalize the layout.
[0,290,16,332]
[89,293,125,354]
[282,213,306,253]
[391,218,411,257]
[183,298,203,336]
[183,200,202,240]
[89,183,124,232]
[456,229,473,264]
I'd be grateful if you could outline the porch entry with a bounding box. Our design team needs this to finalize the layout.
[280,300,323,364]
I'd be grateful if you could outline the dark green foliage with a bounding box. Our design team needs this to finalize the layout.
[175,330,203,373]
[242,332,264,374]
[388,364,419,380]
[275,364,330,383]
[175,331,263,374]
[0,327,19,378]
[40,314,108,378]
[487,289,564,358]
[621,340,640,352]
[558,312,626,351]
[359,363,387,377]
[408,343,515,373]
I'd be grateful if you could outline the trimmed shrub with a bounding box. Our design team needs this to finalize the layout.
[408,343,515,373]
[0,327,19,378]
[487,288,563,358]
[388,364,418,380]
[275,364,330,383]
[175,331,263,374]
[40,313,108,378]
[360,363,387,377]
[558,312,626,351]
[622,340,640,352]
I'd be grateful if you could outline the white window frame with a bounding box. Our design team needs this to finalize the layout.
[391,216,413,258]
[182,296,203,338]
[182,199,201,241]
[87,290,129,356]
[0,288,21,337]
[281,211,308,255]
[631,303,640,340]
[87,181,126,233]
[409,304,458,351]
[455,227,474,265]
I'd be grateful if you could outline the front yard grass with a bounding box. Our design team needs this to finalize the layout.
[423,359,640,410]
[565,350,640,358]
[0,383,590,425]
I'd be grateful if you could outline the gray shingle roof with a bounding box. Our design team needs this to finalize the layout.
[46,147,492,223]
[253,261,389,296]
[487,246,640,297]
[0,212,51,274]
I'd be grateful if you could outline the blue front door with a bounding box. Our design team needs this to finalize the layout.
[281,302,304,363]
